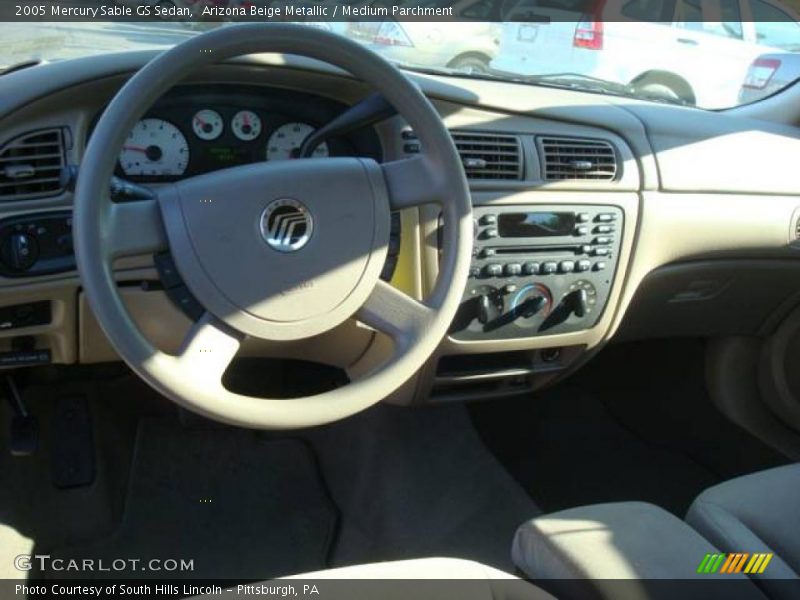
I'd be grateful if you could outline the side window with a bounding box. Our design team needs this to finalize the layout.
[621,0,667,21]
[750,0,800,50]
[676,0,743,39]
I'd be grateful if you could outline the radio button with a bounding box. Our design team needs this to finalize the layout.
[479,214,497,226]
[576,260,592,272]
[522,262,540,275]
[594,236,612,245]
[596,213,616,223]
[575,225,589,236]
[593,247,610,256]
[469,266,481,278]
[541,262,558,275]
[576,212,591,223]
[594,225,613,234]
[483,263,503,277]
[559,261,575,273]
[581,245,593,254]
[505,263,523,276]
[593,261,607,271]
[503,284,519,294]
[481,248,497,258]
[482,227,498,239]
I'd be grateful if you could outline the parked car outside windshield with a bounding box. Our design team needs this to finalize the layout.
[2,0,800,109]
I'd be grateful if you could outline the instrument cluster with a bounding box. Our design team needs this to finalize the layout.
[101,84,382,183]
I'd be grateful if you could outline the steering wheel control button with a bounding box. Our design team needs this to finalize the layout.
[260,198,313,253]
[154,252,184,289]
[166,285,204,321]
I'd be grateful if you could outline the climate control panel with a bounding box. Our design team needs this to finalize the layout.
[451,204,623,340]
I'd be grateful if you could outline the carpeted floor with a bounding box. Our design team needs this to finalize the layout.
[469,339,789,516]
[49,418,337,580]
[2,365,538,581]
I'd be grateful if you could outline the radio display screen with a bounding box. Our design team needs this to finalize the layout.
[498,212,576,237]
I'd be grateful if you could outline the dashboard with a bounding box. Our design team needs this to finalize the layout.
[97,85,383,182]
[1,51,800,407]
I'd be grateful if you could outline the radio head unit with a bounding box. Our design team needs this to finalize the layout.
[451,204,623,341]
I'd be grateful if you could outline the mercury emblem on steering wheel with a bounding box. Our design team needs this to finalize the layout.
[260,198,313,252]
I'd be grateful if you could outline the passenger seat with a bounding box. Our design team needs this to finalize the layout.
[686,463,800,598]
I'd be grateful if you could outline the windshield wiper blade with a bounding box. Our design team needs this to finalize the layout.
[0,59,44,77]
[522,72,633,94]
[396,63,520,84]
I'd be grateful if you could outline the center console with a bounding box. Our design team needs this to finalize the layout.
[451,204,623,340]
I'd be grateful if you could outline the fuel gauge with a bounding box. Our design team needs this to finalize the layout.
[231,110,262,141]
[192,109,223,141]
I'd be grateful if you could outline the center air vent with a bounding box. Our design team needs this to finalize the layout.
[539,136,617,181]
[0,128,67,201]
[451,131,523,180]
[402,129,522,181]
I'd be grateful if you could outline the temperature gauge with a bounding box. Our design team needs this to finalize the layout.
[231,110,262,141]
[192,109,223,141]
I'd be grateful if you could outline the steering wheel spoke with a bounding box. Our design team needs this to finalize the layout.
[175,312,244,385]
[357,280,434,349]
[381,155,445,210]
[105,197,169,260]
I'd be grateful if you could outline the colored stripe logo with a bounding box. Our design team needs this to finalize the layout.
[697,553,773,574]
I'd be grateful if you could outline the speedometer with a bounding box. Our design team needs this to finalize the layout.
[119,118,189,177]
[266,122,328,161]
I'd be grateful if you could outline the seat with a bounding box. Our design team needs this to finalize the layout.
[686,463,800,598]
[512,501,765,600]
[196,558,557,600]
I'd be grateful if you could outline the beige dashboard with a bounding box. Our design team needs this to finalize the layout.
[1,51,800,405]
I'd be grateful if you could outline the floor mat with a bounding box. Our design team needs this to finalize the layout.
[302,402,540,573]
[49,418,336,579]
[469,339,788,516]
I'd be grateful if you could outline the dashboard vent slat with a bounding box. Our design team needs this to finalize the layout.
[451,131,523,181]
[539,136,617,182]
[0,128,67,201]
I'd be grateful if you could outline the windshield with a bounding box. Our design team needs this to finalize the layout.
[3,0,800,109]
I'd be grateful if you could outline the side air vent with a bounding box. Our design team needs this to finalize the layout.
[402,129,523,180]
[539,136,617,181]
[451,131,523,180]
[0,128,67,201]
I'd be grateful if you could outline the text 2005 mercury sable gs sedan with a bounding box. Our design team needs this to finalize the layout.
[0,10,799,600]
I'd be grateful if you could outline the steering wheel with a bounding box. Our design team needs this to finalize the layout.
[75,24,472,429]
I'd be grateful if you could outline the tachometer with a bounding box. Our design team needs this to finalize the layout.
[119,118,189,177]
[231,110,262,141]
[192,109,224,141]
[266,122,328,161]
